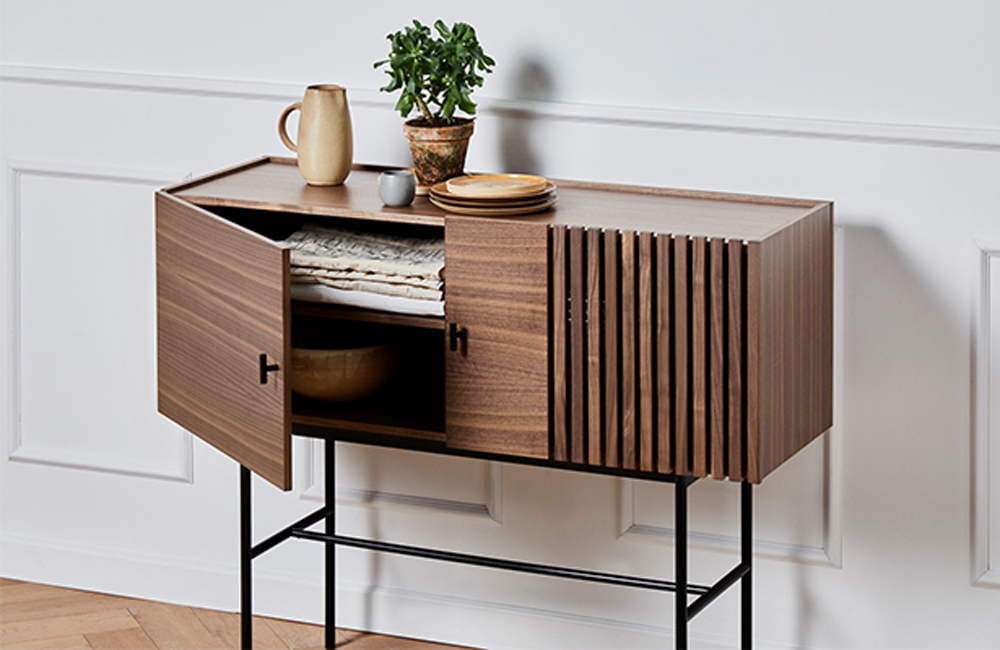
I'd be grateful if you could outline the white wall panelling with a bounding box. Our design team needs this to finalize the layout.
[4,3,1000,648]
[299,439,503,524]
[4,63,1000,158]
[6,160,192,481]
[974,242,1000,588]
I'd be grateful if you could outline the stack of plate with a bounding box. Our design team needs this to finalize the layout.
[429,174,557,216]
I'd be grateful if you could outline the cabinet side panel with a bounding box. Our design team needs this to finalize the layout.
[753,205,834,482]
[445,218,549,458]
[156,193,291,490]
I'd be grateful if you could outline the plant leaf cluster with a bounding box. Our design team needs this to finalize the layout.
[374,19,495,124]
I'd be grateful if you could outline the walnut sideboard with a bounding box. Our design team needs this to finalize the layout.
[155,156,833,649]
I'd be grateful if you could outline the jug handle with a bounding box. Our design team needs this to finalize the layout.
[278,102,301,152]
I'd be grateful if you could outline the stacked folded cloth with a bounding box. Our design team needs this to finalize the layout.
[282,223,444,317]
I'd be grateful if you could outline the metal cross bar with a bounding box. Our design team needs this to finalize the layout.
[292,528,712,595]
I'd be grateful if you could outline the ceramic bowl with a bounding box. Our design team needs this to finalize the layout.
[291,341,399,402]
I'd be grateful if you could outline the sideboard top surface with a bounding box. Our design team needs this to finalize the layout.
[169,156,826,241]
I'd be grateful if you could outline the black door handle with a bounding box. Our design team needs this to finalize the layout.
[259,353,280,384]
[449,322,466,352]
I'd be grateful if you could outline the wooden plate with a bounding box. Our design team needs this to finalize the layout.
[443,174,549,198]
[429,195,557,216]
[429,187,556,209]
[431,181,556,203]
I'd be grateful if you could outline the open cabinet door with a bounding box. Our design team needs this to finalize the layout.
[444,217,549,458]
[156,192,291,489]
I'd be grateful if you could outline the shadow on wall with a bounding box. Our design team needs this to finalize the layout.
[496,55,556,175]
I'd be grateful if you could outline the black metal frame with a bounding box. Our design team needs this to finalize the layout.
[240,438,753,649]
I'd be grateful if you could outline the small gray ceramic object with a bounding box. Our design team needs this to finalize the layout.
[379,170,416,206]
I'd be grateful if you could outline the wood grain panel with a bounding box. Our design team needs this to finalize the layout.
[674,236,690,475]
[638,232,656,472]
[156,192,291,489]
[691,236,709,477]
[587,228,604,464]
[709,238,726,479]
[445,217,550,458]
[746,241,761,483]
[551,226,568,462]
[172,158,820,241]
[569,227,587,464]
[620,231,637,470]
[728,240,745,481]
[656,235,673,474]
[604,230,621,468]
[753,205,834,481]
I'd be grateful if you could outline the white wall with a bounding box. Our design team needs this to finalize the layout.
[2,1,999,648]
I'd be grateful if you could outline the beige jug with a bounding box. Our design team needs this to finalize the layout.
[278,84,353,186]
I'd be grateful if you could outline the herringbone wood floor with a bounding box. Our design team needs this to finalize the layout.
[0,579,474,649]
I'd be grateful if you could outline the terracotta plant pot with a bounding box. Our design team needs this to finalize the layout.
[403,118,474,187]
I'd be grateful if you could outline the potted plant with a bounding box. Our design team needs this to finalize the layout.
[375,19,495,187]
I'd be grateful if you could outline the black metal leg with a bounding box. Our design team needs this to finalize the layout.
[326,440,336,649]
[675,476,688,650]
[741,480,753,650]
[241,465,253,650]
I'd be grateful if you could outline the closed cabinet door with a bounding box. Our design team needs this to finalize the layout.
[156,193,292,489]
[444,217,550,459]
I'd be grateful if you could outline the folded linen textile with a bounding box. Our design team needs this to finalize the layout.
[291,276,442,301]
[289,266,442,291]
[290,283,444,317]
[281,223,445,314]
[283,223,444,281]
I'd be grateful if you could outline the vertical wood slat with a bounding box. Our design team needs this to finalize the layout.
[604,230,621,468]
[691,237,709,477]
[551,226,568,463]
[728,240,745,480]
[709,238,727,479]
[674,236,689,475]
[656,235,673,474]
[569,228,587,464]
[620,231,637,470]
[587,229,604,465]
[638,232,655,472]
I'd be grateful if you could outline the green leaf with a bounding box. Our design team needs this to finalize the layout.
[374,17,495,121]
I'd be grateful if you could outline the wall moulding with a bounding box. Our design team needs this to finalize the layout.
[974,240,1000,587]
[2,64,999,153]
[5,159,192,482]
[298,438,503,525]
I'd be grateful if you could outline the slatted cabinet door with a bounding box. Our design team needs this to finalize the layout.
[156,193,292,490]
[444,217,550,458]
